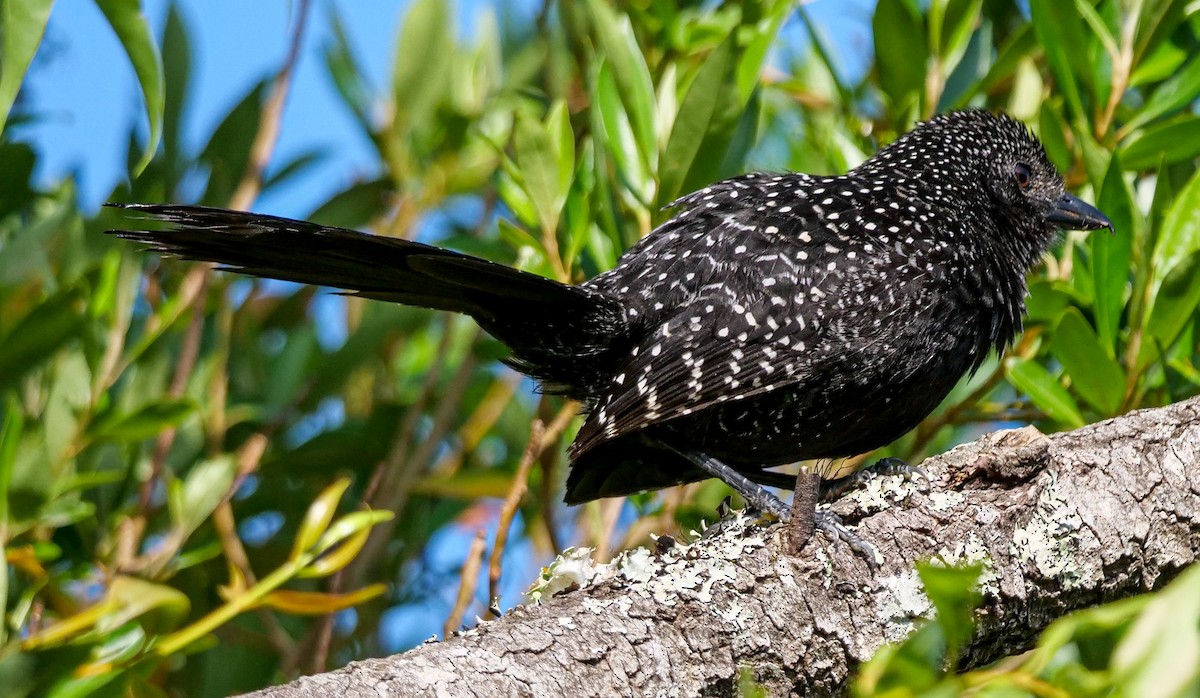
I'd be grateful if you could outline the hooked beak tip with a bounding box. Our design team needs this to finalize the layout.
[1047,192,1113,232]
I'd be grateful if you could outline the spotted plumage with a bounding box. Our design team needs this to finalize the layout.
[107,110,1111,509]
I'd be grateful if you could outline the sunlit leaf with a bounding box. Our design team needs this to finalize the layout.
[658,32,739,205]
[0,0,53,133]
[1005,357,1086,428]
[95,0,165,175]
[1151,167,1200,293]
[1119,117,1200,171]
[1145,251,1200,358]
[292,477,353,560]
[584,0,656,174]
[1054,309,1126,415]
[1091,154,1134,351]
[1111,564,1200,697]
[261,584,387,615]
[89,400,196,443]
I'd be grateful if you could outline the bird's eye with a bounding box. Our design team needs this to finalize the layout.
[1013,162,1032,191]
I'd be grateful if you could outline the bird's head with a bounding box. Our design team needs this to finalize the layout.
[856,110,1112,262]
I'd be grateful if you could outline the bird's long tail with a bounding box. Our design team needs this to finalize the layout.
[106,204,624,395]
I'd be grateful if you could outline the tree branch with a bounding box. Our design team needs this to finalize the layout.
[241,397,1200,697]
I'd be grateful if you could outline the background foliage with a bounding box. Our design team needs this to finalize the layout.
[2,0,1200,696]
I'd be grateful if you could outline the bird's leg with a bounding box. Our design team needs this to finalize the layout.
[787,470,818,554]
[795,461,880,565]
[668,449,880,565]
[818,456,930,503]
[667,447,791,519]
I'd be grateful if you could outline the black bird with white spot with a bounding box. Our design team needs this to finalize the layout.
[108,110,1111,547]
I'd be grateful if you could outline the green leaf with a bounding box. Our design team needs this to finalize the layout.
[292,478,352,559]
[90,400,196,442]
[1023,595,1149,676]
[0,0,54,133]
[931,0,983,68]
[959,23,1035,107]
[736,0,791,102]
[513,102,573,236]
[1126,52,1200,132]
[1132,0,1189,69]
[391,0,451,135]
[160,3,191,185]
[412,469,519,499]
[593,61,652,205]
[1119,117,1200,171]
[324,7,374,137]
[1025,279,1073,325]
[1005,357,1085,428]
[873,0,927,110]
[918,561,982,668]
[658,33,738,205]
[0,403,24,528]
[1036,102,1073,173]
[95,0,165,175]
[170,456,237,538]
[1151,167,1200,294]
[853,624,945,694]
[0,292,85,393]
[306,178,393,230]
[1111,563,1200,698]
[1054,309,1126,415]
[584,0,657,174]
[1091,155,1134,351]
[1029,0,1090,119]
[200,80,266,204]
[104,575,190,634]
[1145,251,1200,357]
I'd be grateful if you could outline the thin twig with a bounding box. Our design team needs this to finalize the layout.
[228,0,312,211]
[488,418,544,611]
[210,435,293,658]
[116,269,210,573]
[443,530,488,638]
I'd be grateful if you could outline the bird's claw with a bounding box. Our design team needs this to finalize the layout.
[819,456,931,502]
[864,457,931,490]
[815,509,881,568]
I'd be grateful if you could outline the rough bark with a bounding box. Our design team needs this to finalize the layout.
[243,397,1200,697]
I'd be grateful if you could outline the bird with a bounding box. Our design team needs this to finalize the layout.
[108,110,1111,547]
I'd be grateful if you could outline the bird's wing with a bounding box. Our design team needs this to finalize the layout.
[569,293,820,456]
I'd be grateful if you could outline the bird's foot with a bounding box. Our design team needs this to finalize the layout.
[814,509,881,568]
[819,456,930,502]
[669,447,792,520]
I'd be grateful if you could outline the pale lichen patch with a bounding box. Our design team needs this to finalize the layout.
[928,489,965,511]
[931,534,999,596]
[1010,472,1087,588]
[875,569,931,643]
[841,470,925,514]
[528,510,766,609]
[528,547,603,603]
[617,547,658,584]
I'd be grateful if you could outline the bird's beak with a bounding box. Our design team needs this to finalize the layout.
[1047,193,1113,231]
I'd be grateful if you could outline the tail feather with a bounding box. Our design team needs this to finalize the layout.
[107,204,625,395]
